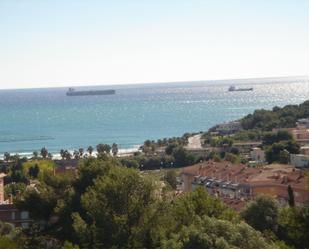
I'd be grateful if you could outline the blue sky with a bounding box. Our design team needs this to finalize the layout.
[0,0,308,89]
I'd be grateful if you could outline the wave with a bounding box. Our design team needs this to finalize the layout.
[0,136,54,143]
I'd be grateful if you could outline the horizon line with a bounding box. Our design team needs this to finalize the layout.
[0,74,308,91]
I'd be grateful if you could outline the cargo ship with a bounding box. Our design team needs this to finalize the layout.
[66,88,116,96]
[228,86,253,92]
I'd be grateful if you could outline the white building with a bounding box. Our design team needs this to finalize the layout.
[250,147,265,163]
[290,154,309,168]
[216,121,242,135]
[296,118,309,129]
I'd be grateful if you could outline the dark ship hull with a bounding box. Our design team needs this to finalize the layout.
[229,88,253,92]
[66,89,116,96]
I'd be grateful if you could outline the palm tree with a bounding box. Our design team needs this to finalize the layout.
[64,150,72,160]
[60,149,65,160]
[73,150,80,160]
[112,143,118,156]
[97,144,111,155]
[33,151,38,159]
[40,147,48,159]
[3,152,10,162]
[79,148,84,157]
[47,153,53,160]
[87,146,94,156]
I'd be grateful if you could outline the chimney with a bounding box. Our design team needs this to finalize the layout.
[8,194,13,204]
[15,190,21,200]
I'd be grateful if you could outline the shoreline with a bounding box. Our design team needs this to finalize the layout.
[0,146,141,160]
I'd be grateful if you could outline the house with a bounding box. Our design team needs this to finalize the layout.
[296,118,309,129]
[181,161,309,209]
[250,147,265,164]
[0,173,31,227]
[233,141,262,153]
[290,154,309,168]
[216,121,242,135]
[0,204,31,228]
[300,146,309,155]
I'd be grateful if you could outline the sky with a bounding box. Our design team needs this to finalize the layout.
[0,0,308,89]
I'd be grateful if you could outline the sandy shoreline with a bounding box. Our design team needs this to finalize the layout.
[0,146,141,160]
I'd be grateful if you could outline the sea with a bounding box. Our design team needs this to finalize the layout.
[0,76,309,157]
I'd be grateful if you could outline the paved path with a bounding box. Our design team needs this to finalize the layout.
[186,134,202,149]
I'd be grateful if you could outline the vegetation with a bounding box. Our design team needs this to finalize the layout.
[8,157,290,248]
[241,194,309,249]
[240,100,309,131]
[22,160,55,180]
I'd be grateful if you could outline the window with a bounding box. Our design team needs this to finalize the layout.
[21,222,29,228]
[21,211,29,219]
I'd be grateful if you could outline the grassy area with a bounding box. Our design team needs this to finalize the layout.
[142,168,181,181]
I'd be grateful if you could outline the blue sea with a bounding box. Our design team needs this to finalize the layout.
[0,76,309,157]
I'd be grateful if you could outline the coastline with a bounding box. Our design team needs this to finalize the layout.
[0,145,141,160]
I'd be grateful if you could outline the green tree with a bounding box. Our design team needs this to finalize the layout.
[78,148,84,158]
[79,166,156,248]
[4,152,11,162]
[96,144,111,155]
[164,170,177,189]
[278,207,309,249]
[64,150,72,160]
[265,141,299,164]
[224,153,238,163]
[287,185,295,208]
[73,150,80,160]
[87,146,94,156]
[172,146,195,167]
[161,216,278,249]
[32,151,38,159]
[0,236,18,249]
[60,149,66,160]
[111,143,118,156]
[263,130,293,146]
[241,194,279,233]
[61,241,80,249]
[165,144,177,155]
[40,147,48,159]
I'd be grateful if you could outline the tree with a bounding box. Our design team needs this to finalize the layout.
[287,185,295,207]
[60,149,66,160]
[61,241,80,249]
[28,164,40,178]
[78,148,84,158]
[263,130,293,146]
[111,143,118,156]
[165,144,177,155]
[3,152,10,162]
[96,144,111,155]
[47,153,53,160]
[172,146,195,167]
[164,170,177,189]
[73,150,80,160]
[78,166,156,248]
[87,146,94,156]
[64,150,72,160]
[224,153,238,163]
[266,141,299,164]
[0,236,18,249]
[40,147,48,159]
[161,216,278,249]
[241,194,279,233]
[32,151,38,159]
[278,207,309,249]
